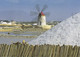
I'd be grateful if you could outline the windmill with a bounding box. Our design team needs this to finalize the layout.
[30,4,49,26]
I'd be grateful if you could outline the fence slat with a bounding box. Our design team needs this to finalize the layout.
[23,44,29,57]
[2,44,9,57]
[72,45,79,57]
[51,45,56,57]
[27,45,34,57]
[32,45,40,57]
[41,45,48,57]
[0,44,80,57]
[59,45,69,57]
[77,47,80,57]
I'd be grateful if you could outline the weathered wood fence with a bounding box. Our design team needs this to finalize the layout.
[0,44,80,57]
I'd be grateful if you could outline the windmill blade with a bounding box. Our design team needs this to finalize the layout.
[36,4,40,12]
[41,5,48,12]
[44,12,50,16]
[30,11,38,16]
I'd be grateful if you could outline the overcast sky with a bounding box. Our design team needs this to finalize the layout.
[0,0,80,22]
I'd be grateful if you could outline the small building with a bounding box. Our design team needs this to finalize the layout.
[0,20,16,25]
[32,23,37,25]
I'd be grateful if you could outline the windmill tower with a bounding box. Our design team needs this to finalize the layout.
[38,12,46,26]
[30,4,49,26]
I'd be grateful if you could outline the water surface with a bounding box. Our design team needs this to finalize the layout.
[0,37,36,45]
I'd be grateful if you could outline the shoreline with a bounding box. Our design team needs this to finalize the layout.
[0,28,47,38]
[0,35,37,38]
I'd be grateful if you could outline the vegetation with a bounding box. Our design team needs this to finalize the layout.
[17,21,37,25]
[17,21,61,25]
[47,21,61,25]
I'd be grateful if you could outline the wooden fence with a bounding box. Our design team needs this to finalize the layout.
[0,43,80,57]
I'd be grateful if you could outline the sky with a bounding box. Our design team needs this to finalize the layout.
[0,0,80,22]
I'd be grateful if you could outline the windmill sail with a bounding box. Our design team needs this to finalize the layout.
[30,4,49,26]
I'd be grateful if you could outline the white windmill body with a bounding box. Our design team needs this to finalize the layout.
[38,12,46,26]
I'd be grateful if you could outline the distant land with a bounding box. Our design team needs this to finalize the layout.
[0,10,77,22]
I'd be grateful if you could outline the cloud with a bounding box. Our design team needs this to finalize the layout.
[26,0,66,5]
[5,0,20,3]
[49,0,66,4]
[5,0,66,4]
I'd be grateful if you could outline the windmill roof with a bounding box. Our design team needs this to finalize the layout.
[41,12,45,16]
